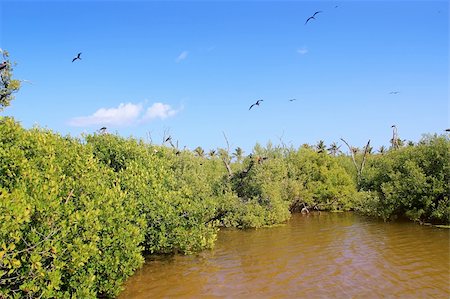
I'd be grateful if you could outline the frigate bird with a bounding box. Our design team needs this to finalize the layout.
[305,11,322,24]
[289,98,297,102]
[249,99,263,110]
[99,127,107,134]
[389,91,400,94]
[72,53,82,62]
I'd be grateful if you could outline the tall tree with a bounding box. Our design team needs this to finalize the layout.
[315,140,327,154]
[0,50,21,111]
[328,142,342,156]
[233,147,244,163]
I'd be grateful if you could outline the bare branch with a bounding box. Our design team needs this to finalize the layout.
[222,131,230,153]
[360,140,371,175]
[340,138,358,173]
[221,132,232,177]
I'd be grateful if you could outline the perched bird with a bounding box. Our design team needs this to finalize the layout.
[99,127,107,134]
[305,11,322,24]
[445,129,450,132]
[164,136,172,143]
[0,62,7,71]
[72,52,82,62]
[249,99,263,110]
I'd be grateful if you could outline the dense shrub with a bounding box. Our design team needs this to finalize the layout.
[85,134,218,254]
[0,117,145,298]
[357,135,450,224]
[285,147,357,212]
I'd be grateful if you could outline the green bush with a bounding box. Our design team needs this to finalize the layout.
[357,135,450,224]
[0,117,145,298]
[86,134,218,254]
[285,147,357,211]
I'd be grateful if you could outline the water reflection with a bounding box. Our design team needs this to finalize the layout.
[119,213,450,298]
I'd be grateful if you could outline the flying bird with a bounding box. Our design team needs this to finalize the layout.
[305,11,322,24]
[389,91,400,94]
[72,52,82,62]
[249,99,263,110]
[289,98,297,102]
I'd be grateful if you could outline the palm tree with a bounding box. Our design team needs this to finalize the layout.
[315,140,327,154]
[233,147,244,163]
[328,142,341,156]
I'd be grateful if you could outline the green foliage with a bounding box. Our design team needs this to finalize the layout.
[2,113,447,298]
[357,134,450,224]
[0,117,144,298]
[286,147,357,211]
[0,50,21,111]
[85,134,219,255]
[226,153,291,228]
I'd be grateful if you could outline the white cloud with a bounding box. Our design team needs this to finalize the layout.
[68,102,142,127]
[176,50,189,63]
[143,102,178,121]
[297,47,308,55]
[69,101,179,127]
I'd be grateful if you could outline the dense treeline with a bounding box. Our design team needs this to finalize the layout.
[1,116,449,298]
[356,135,449,224]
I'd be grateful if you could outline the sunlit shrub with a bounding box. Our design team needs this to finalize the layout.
[357,135,450,224]
[0,117,144,298]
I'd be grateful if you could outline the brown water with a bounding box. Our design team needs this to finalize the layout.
[119,212,450,298]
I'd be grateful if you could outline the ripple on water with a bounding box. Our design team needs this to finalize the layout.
[119,213,450,298]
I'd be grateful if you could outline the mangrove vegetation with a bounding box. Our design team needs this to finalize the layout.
[0,50,449,298]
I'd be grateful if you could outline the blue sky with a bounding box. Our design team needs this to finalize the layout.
[1,0,448,153]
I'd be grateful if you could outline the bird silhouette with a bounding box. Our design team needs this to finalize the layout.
[249,99,263,110]
[389,91,400,94]
[305,11,322,24]
[72,52,82,62]
[289,98,297,102]
[99,127,107,134]
[0,62,7,71]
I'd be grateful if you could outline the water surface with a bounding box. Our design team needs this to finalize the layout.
[119,212,450,298]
